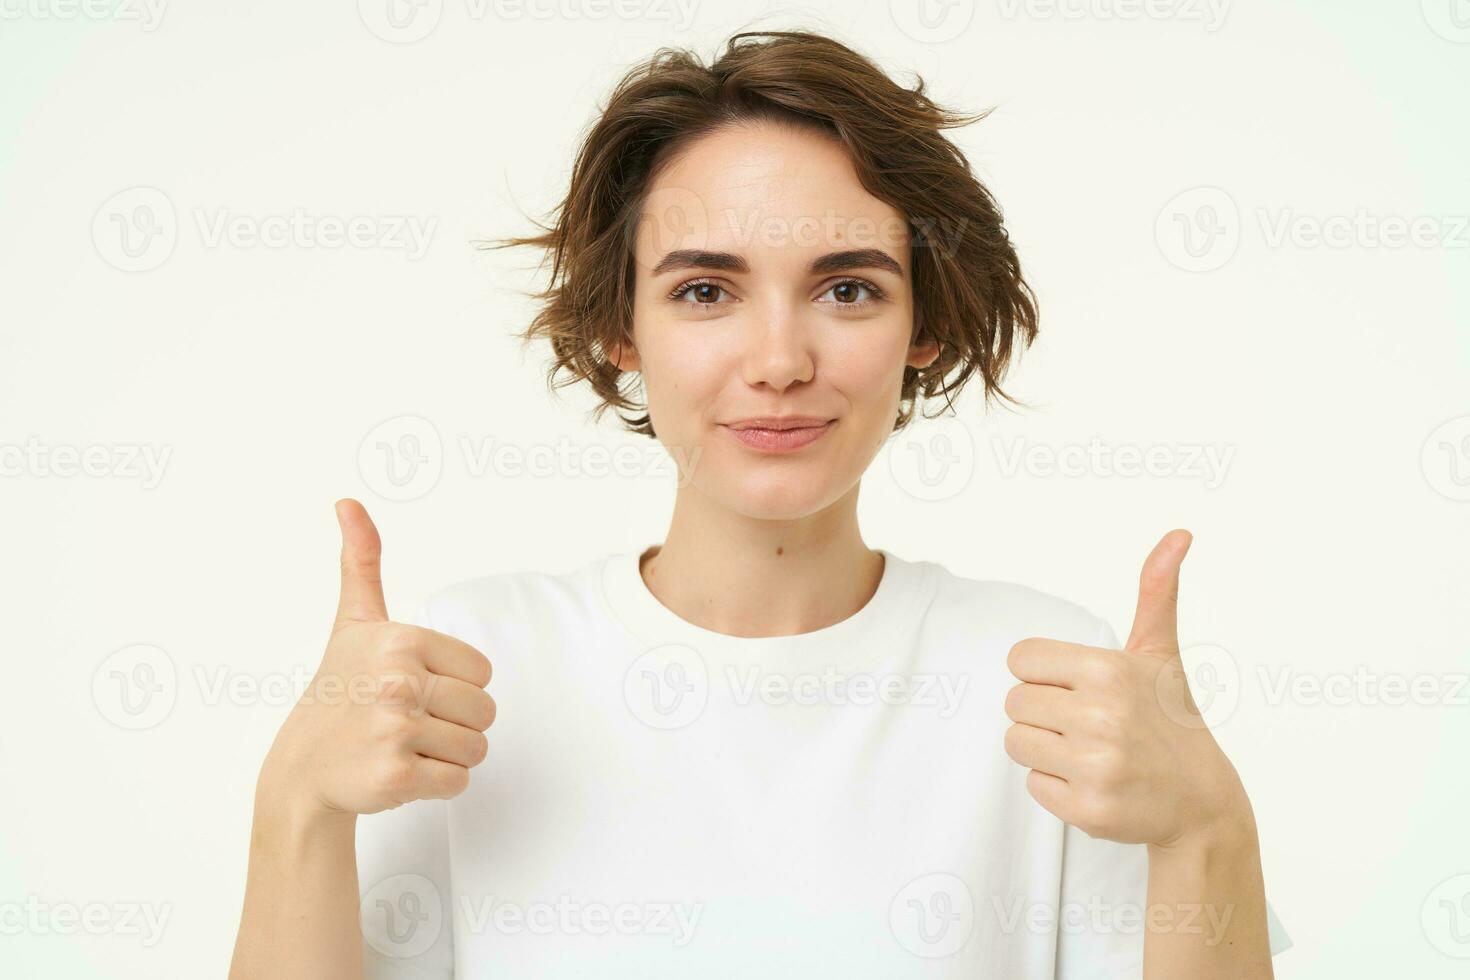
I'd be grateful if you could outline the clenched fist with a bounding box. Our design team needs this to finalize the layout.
[258,499,496,816]
[1002,530,1248,849]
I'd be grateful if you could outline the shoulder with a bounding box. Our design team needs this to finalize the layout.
[914,556,1112,649]
[422,554,613,645]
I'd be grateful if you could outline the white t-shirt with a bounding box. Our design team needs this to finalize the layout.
[358,547,1290,978]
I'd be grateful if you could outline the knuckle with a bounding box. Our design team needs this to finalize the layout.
[1090,744,1127,781]
[377,623,423,659]
[1081,702,1122,739]
[1088,655,1128,692]
[376,645,418,673]
[375,757,417,798]
[1076,793,1116,837]
[371,708,416,743]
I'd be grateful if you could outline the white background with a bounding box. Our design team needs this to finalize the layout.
[2,1,1467,976]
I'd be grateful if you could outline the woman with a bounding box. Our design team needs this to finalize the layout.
[229,29,1287,978]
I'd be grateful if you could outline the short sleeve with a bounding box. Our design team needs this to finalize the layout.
[1059,616,1291,977]
[356,596,456,978]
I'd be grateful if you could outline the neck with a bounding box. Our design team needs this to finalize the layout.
[639,481,883,639]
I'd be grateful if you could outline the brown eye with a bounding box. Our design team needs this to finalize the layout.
[818,278,883,307]
[668,278,729,305]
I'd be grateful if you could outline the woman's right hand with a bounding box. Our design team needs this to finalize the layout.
[258,498,496,818]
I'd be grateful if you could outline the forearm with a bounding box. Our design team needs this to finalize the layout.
[228,767,363,980]
[1142,805,1272,980]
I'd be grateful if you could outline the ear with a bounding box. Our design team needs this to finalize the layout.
[906,336,939,370]
[607,339,640,372]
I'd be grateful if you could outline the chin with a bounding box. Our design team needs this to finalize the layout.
[708,470,844,522]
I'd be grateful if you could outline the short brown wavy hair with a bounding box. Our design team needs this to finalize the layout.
[489,29,1038,438]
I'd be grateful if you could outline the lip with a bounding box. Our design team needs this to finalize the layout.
[724,415,834,431]
[719,417,836,454]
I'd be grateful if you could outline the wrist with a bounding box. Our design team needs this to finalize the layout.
[255,751,355,846]
[252,786,356,867]
[1151,792,1259,864]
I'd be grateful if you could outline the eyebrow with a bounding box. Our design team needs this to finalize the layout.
[650,247,903,278]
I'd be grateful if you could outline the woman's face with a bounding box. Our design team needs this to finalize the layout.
[617,119,938,521]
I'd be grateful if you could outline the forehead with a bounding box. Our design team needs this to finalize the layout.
[636,120,911,266]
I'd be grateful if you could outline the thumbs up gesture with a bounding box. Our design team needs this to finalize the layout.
[1003,530,1248,848]
[259,499,496,816]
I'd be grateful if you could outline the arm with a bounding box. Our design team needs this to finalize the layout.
[1003,530,1276,978]
[228,500,495,979]
[1144,784,1273,977]
[228,766,363,979]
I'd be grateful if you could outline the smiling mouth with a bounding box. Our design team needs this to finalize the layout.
[719,418,835,453]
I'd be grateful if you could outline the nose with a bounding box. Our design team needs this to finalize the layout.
[741,303,815,393]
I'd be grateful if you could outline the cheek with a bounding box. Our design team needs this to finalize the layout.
[638,331,728,424]
[826,330,911,409]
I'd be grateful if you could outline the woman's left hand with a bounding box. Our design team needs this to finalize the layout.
[1002,530,1251,849]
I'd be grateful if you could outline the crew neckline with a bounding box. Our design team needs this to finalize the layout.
[599,544,935,665]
